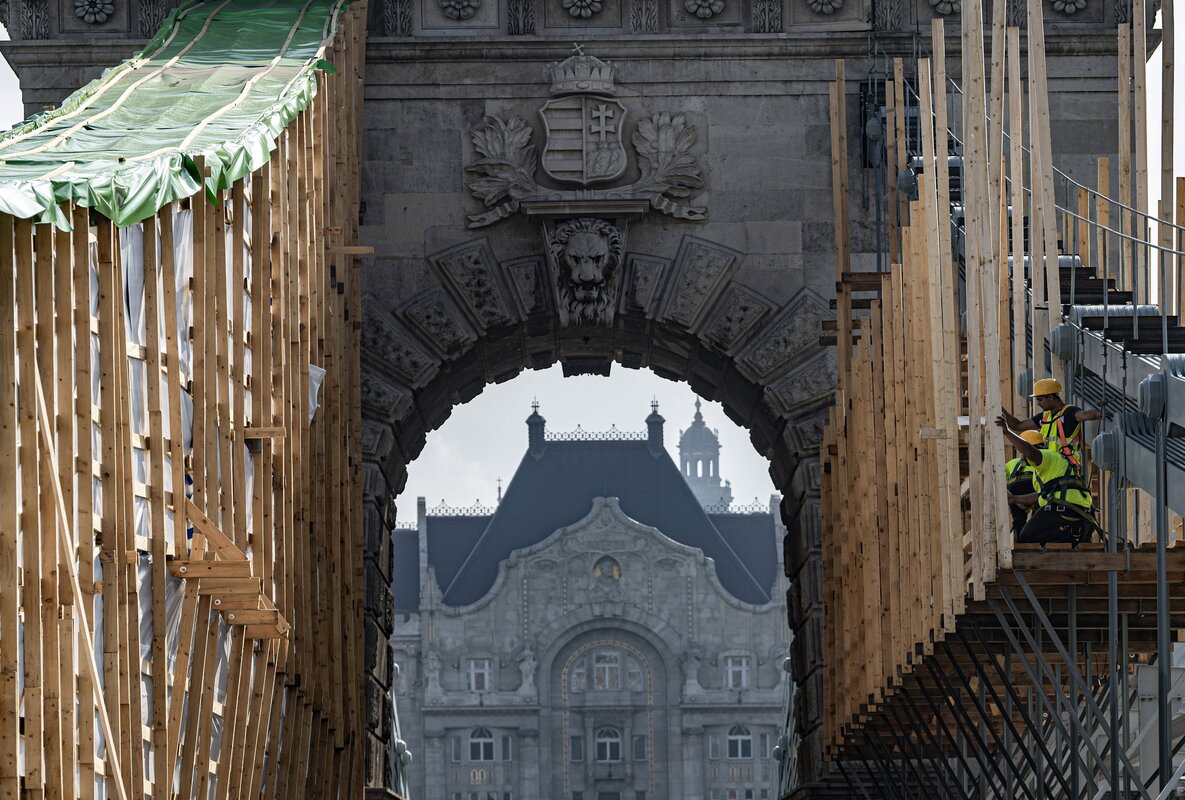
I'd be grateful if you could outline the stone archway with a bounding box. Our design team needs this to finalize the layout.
[359,228,834,785]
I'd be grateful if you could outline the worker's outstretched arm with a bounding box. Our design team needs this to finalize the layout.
[1075,408,1104,422]
[996,411,1042,462]
[1000,409,1038,431]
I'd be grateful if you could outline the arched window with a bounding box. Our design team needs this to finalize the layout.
[727,724,752,759]
[595,728,622,762]
[594,650,621,690]
[469,727,494,761]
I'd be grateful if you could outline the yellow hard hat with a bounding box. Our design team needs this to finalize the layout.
[1030,378,1062,397]
[1019,430,1044,446]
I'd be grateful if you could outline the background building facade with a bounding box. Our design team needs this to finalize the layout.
[391,406,790,800]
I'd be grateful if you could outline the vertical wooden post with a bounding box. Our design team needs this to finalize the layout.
[1120,26,1133,292]
[0,214,18,800]
[1008,27,1028,411]
[1135,0,1150,300]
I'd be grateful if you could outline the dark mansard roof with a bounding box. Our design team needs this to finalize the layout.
[392,419,779,611]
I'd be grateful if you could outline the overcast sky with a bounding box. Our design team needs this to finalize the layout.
[0,18,1179,523]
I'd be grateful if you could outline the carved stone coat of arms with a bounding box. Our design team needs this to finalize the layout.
[464,47,708,228]
[539,94,628,185]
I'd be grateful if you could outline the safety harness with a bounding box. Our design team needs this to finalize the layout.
[1040,405,1083,471]
[1031,464,1106,538]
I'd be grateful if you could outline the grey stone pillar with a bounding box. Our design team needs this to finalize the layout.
[681,724,703,800]
[423,732,447,800]
[518,728,540,800]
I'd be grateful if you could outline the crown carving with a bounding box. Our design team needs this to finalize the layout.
[547,51,616,96]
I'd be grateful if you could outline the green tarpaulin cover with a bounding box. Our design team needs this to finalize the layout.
[0,0,347,228]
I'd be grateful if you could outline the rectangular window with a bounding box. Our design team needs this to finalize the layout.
[744,791,755,800]
[724,656,750,689]
[572,793,583,800]
[468,659,493,692]
[570,735,584,762]
[759,733,770,758]
[760,791,769,799]
[594,651,621,690]
[502,735,513,761]
[710,792,723,800]
[450,735,462,763]
[635,793,647,800]
[708,735,720,760]
[503,794,512,800]
[452,794,462,800]
[726,791,739,800]
[632,735,647,762]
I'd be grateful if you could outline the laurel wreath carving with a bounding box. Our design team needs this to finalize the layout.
[464,113,706,227]
[465,117,539,226]
[630,113,706,219]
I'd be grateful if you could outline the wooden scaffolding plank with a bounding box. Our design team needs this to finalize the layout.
[0,214,17,800]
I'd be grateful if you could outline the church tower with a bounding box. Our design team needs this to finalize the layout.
[679,400,733,509]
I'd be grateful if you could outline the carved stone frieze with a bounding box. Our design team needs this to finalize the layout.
[873,0,900,26]
[507,0,535,32]
[428,239,514,332]
[383,0,414,34]
[138,0,168,36]
[753,0,783,28]
[1007,0,1026,25]
[361,296,440,388]
[544,217,625,327]
[629,0,659,30]
[653,236,742,330]
[618,254,669,314]
[21,0,48,37]
[398,288,476,358]
[764,348,837,416]
[360,373,415,426]
[781,408,828,458]
[737,290,829,382]
[501,256,550,317]
[696,283,776,355]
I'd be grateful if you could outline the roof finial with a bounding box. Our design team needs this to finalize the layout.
[693,397,703,422]
[531,397,540,413]
[651,396,659,413]
[497,478,503,503]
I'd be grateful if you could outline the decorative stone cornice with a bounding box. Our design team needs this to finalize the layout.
[364,30,1127,63]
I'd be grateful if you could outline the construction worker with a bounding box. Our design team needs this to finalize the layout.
[1005,430,1044,535]
[996,413,1099,545]
[998,378,1103,474]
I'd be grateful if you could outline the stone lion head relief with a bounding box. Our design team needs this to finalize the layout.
[546,217,624,326]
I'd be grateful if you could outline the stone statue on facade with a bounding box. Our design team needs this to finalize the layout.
[423,649,445,704]
[516,647,538,702]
